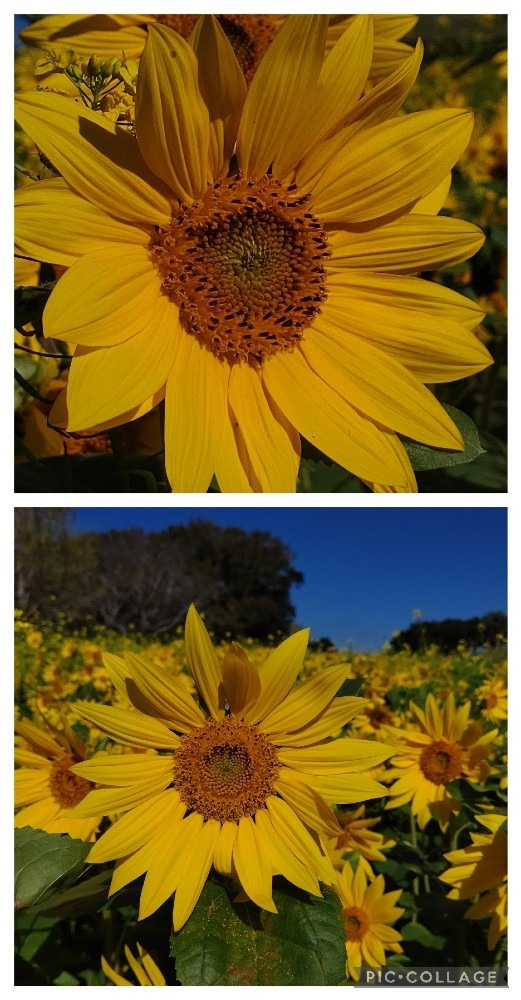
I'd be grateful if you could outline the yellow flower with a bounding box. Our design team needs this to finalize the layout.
[15,17,491,493]
[383,693,498,830]
[335,861,404,981]
[102,944,166,986]
[67,605,394,931]
[26,629,43,649]
[327,804,395,877]
[14,713,101,841]
[440,813,507,949]
[477,675,507,723]
[20,14,418,84]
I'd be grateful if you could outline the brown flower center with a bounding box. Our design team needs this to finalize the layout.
[342,905,370,941]
[419,740,463,785]
[152,174,329,363]
[49,754,92,807]
[155,14,278,81]
[173,716,279,822]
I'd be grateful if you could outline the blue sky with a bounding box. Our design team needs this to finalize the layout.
[71,508,507,650]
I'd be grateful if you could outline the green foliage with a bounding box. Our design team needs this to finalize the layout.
[170,878,346,986]
[404,406,484,472]
[15,828,90,910]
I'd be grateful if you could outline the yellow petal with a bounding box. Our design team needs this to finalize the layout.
[173,819,221,930]
[136,24,210,203]
[71,702,180,750]
[278,738,395,775]
[237,15,328,179]
[311,110,474,223]
[324,269,484,330]
[412,173,452,215]
[20,14,147,59]
[277,696,367,747]
[164,333,225,492]
[263,349,414,486]
[266,796,333,882]
[184,605,224,719]
[233,816,276,912]
[228,364,300,491]
[244,629,310,725]
[101,955,131,987]
[72,751,170,786]
[43,245,162,347]
[304,771,389,805]
[259,661,350,736]
[275,771,341,837]
[88,789,182,862]
[254,809,322,896]
[189,15,246,182]
[124,650,206,732]
[221,643,262,718]
[214,383,256,493]
[70,776,172,817]
[64,294,178,431]
[213,821,237,875]
[139,812,203,920]
[302,320,466,450]
[14,92,172,225]
[327,214,485,273]
[15,178,152,267]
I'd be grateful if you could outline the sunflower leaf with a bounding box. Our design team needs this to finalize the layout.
[15,828,91,911]
[170,876,346,986]
[404,405,484,471]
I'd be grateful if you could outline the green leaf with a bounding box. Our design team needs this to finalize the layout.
[298,458,367,492]
[171,878,346,986]
[404,405,484,471]
[400,922,446,951]
[32,869,112,918]
[15,828,90,911]
[336,677,364,698]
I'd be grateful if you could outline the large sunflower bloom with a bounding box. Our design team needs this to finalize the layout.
[15,16,491,493]
[14,713,100,841]
[440,813,507,949]
[20,13,418,84]
[335,861,404,981]
[66,605,394,931]
[383,693,498,830]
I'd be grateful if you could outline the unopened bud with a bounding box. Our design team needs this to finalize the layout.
[99,59,115,78]
[87,54,101,76]
[66,64,83,82]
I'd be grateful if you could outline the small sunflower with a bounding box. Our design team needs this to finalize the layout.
[477,675,507,723]
[440,813,507,949]
[67,605,394,931]
[335,861,404,981]
[102,944,166,986]
[327,804,395,877]
[383,693,498,830]
[14,712,100,841]
[15,16,491,493]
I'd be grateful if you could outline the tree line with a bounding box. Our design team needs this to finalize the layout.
[389,612,507,653]
[14,509,303,640]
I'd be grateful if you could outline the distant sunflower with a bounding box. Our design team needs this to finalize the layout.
[327,804,395,877]
[15,16,491,492]
[335,861,404,981]
[384,694,498,830]
[14,713,99,841]
[477,675,507,723]
[102,944,166,986]
[440,813,507,949]
[20,13,418,83]
[67,605,394,931]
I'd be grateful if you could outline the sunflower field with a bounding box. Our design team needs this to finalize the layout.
[15,609,507,986]
[14,13,507,493]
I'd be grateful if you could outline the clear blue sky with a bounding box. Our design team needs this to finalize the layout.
[71,508,507,650]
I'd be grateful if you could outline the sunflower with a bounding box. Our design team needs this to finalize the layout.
[15,16,491,493]
[14,712,100,841]
[383,693,498,830]
[335,861,404,981]
[477,675,507,724]
[66,605,394,931]
[19,13,418,84]
[327,804,395,877]
[102,944,166,986]
[440,813,507,949]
